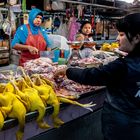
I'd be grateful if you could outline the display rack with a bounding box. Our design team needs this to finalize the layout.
[0,1,19,66]
[0,7,10,66]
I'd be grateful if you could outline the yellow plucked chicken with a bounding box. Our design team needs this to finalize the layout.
[0,83,6,93]
[0,87,26,140]
[40,76,79,100]
[27,74,64,128]
[101,43,111,51]
[34,75,96,121]
[101,42,119,52]
[19,66,64,128]
[19,67,95,127]
[40,76,95,111]
[0,105,12,130]
[5,81,31,112]
[16,78,50,129]
[111,42,119,49]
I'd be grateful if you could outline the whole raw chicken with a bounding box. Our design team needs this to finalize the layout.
[15,78,50,129]
[0,84,26,140]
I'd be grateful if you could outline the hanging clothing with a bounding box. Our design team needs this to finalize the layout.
[67,17,81,41]
[55,19,68,38]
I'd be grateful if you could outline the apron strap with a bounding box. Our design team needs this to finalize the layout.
[26,24,32,35]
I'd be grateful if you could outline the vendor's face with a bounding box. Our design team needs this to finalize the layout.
[116,32,135,53]
[33,15,43,26]
[82,23,92,35]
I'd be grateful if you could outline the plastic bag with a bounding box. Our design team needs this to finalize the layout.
[48,34,69,50]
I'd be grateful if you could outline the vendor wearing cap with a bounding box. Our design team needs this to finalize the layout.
[11,8,51,66]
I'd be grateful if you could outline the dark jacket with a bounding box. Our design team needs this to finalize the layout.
[66,45,140,114]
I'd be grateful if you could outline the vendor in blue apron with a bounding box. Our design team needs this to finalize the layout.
[11,8,51,66]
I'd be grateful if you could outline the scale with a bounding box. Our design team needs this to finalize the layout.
[67,41,96,66]
[67,41,83,66]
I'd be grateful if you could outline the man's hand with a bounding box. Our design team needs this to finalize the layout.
[28,46,39,55]
[54,67,67,81]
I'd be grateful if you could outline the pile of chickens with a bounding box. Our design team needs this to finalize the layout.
[0,67,95,140]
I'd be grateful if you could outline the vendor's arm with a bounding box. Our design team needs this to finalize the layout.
[12,25,28,49]
[14,43,39,54]
[66,58,127,86]
[12,25,39,54]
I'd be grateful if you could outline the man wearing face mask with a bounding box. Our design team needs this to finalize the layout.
[11,8,51,66]
[54,13,140,140]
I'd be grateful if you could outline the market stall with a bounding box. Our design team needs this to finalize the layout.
[0,52,116,140]
[0,1,139,140]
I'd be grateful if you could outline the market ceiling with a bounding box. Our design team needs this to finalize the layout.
[59,0,129,12]
[26,0,139,17]
[26,0,130,11]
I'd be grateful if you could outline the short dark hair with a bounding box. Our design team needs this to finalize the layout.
[79,21,91,33]
[116,13,140,41]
